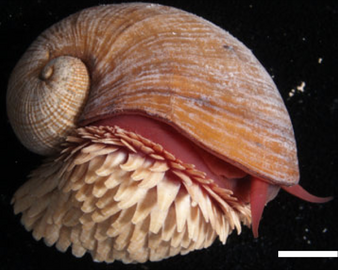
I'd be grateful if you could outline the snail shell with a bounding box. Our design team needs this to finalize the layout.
[7,3,331,264]
[7,3,298,184]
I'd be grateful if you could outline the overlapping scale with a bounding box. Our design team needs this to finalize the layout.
[12,125,251,263]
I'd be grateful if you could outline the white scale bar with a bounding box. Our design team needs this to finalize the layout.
[278,251,338,258]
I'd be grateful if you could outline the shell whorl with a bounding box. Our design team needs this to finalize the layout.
[7,3,299,185]
[7,51,89,155]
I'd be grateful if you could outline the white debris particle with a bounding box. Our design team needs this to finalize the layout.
[289,81,306,97]
[322,228,328,233]
[318,57,323,64]
[296,81,306,92]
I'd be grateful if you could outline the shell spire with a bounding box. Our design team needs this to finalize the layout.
[7,55,90,155]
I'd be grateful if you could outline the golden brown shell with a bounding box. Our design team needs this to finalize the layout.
[7,4,298,185]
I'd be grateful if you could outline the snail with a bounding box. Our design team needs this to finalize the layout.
[7,3,332,264]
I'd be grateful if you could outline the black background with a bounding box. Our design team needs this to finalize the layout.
[1,0,337,269]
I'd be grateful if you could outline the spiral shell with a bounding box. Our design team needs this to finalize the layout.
[7,55,89,155]
[6,3,298,185]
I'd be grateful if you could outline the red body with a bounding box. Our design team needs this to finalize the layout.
[93,114,333,237]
